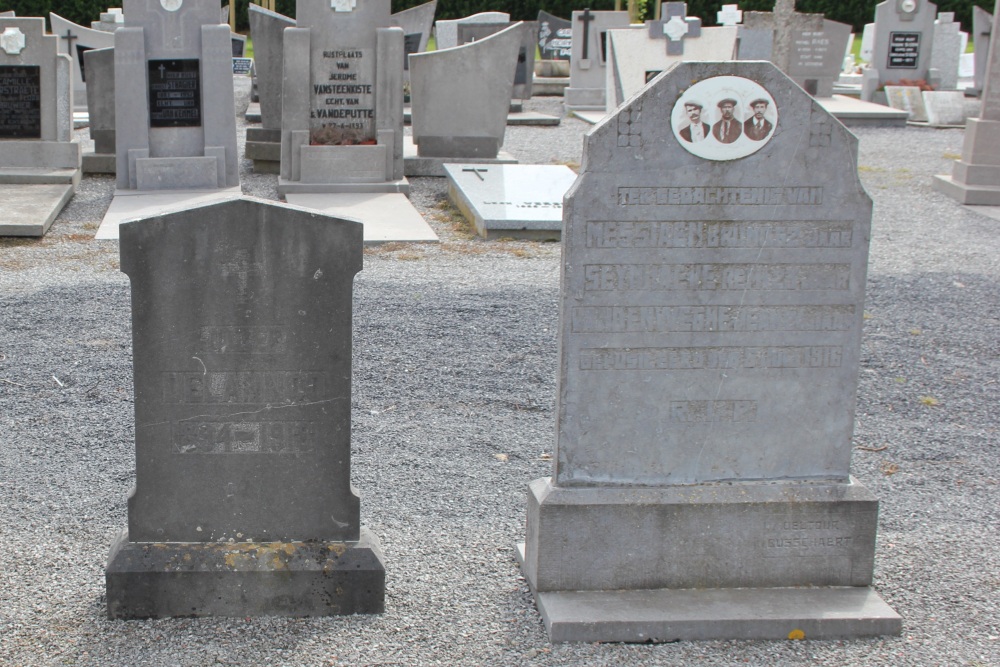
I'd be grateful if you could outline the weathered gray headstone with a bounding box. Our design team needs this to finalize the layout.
[538,10,572,61]
[105,198,385,618]
[742,0,823,74]
[82,46,116,173]
[49,12,115,112]
[434,11,509,51]
[884,84,929,121]
[114,0,238,190]
[279,0,406,195]
[860,22,874,62]
[564,10,632,112]
[866,0,938,101]
[973,5,993,95]
[246,4,294,172]
[934,0,1000,204]
[457,21,538,101]
[931,12,962,90]
[518,60,901,642]
[786,19,852,97]
[0,16,81,236]
[922,90,975,126]
[444,163,576,239]
[389,0,437,71]
[409,24,520,164]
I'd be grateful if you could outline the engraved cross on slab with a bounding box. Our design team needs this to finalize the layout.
[649,2,702,56]
[463,167,488,180]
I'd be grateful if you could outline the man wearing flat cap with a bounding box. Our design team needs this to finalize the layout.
[712,98,742,143]
[679,100,710,143]
[744,98,773,141]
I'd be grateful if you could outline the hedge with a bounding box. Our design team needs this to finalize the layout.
[0,0,992,36]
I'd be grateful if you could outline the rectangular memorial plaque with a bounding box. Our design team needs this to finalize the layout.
[148,59,202,128]
[887,31,919,69]
[310,46,375,140]
[0,65,41,139]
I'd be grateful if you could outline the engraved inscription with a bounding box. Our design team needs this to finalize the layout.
[199,326,290,354]
[579,346,843,371]
[162,371,331,404]
[762,517,859,555]
[571,305,856,334]
[582,263,851,292]
[0,65,41,139]
[617,186,823,206]
[310,48,375,139]
[173,419,324,454]
[669,400,758,423]
[887,31,920,69]
[585,220,853,249]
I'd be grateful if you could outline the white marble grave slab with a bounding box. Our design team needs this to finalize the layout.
[884,85,929,122]
[444,163,577,240]
[95,187,243,239]
[285,193,438,244]
[923,90,970,126]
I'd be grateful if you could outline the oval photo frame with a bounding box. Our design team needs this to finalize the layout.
[671,76,778,162]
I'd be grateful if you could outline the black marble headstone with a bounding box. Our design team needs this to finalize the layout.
[148,58,201,127]
[0,65,41,139]
[403,32,421,70]
[76,45,93,82]
[887,32,920,69]
[538,10,572,60]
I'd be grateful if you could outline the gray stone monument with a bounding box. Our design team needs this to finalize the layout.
[113,0,238,191]
[279,0,406,196]
[564,10,632,113]
[931,12,962,90]
[922,90,976,126]
[972,5,993,96]
[406,24,521,175]
[246,4,294,173]
[82,46,116,173]
[518,60,902,642]
[742,0,823,74]
[389,0,436,76]
[786,19,854,97]
[933,0,1000,204]
[865,0,938,101]
[92,8,124,32]
[106,198,385,618]
[49,12,115,113]
[0,16,81,236]
[457,21,538,102]
[434,11,509,51]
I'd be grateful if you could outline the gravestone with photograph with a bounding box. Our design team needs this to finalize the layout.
[864,0,938,102]
[518,60,901,642]
[931,12,962,90]
[934,1,1000,204]
[246,4,294,173]
[406,24,521,176]
[564,9,632,114]
[0,16,81,236]
[106,198,385,618]
[279,0,406,196]
[82,46,115,173]
[49,12,115,114]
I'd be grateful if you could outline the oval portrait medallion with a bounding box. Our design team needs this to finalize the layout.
[671,75,778,161]
[160,0,183,12]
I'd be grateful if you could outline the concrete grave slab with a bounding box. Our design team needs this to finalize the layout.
[284,192,438,243]
[922,90,976,126]
[105,197,384,618]
[518,60,899,642]
[0,183,75,236]
[95,186,242,239]
[444,163,576,240]
[402,135,516,177]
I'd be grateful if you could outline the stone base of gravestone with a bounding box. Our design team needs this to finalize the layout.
[933,118,1000,205]
[402,136,517,177]
[444,163,576,240]
[82,152,117,174]
[519,477,901,642]
[246,127,282,173]
[107,528,385,618]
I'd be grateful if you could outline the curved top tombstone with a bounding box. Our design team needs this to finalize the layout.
[556,61,872,486]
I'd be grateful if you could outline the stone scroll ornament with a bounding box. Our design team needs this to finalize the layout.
[671,75,778,161]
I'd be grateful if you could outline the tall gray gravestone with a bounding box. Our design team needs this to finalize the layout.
[457,21,538,101]
[973,5,993,96]
[0,16,81,236]
[865,0,937,101]
[931,12,962,90]
[114,0,238,190]
[82,46,116,173]
[106,198,385,618]
[279,0,406,195]
[49,12,115,112]
[564,9,632,112]
[933,0,1000,204]
[787,19,853,97]
[246,4,294,173]
[518,61,902,643]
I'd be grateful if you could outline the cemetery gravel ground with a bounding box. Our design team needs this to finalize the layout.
[1,95,999,667]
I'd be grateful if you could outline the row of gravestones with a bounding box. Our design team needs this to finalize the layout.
[104,59,907,644]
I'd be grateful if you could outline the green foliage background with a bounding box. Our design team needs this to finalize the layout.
[0,0,992,35]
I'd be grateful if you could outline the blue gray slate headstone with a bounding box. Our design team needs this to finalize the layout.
[537,10,572,60]
[519,60,901,643]
[105,198,385,618]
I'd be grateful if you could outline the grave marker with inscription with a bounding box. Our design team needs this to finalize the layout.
[538,10,572,61]
[564,9,632,112]
[106,198,385,618]
[279,0,406,195]
[0,16,81,236]
[865,0,938,101]
[518,60,901,643]
[49,13,115,112]
[113,0,238,190]
[388,0,436,73]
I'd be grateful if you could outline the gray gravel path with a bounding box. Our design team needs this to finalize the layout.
[1,95,998,666]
